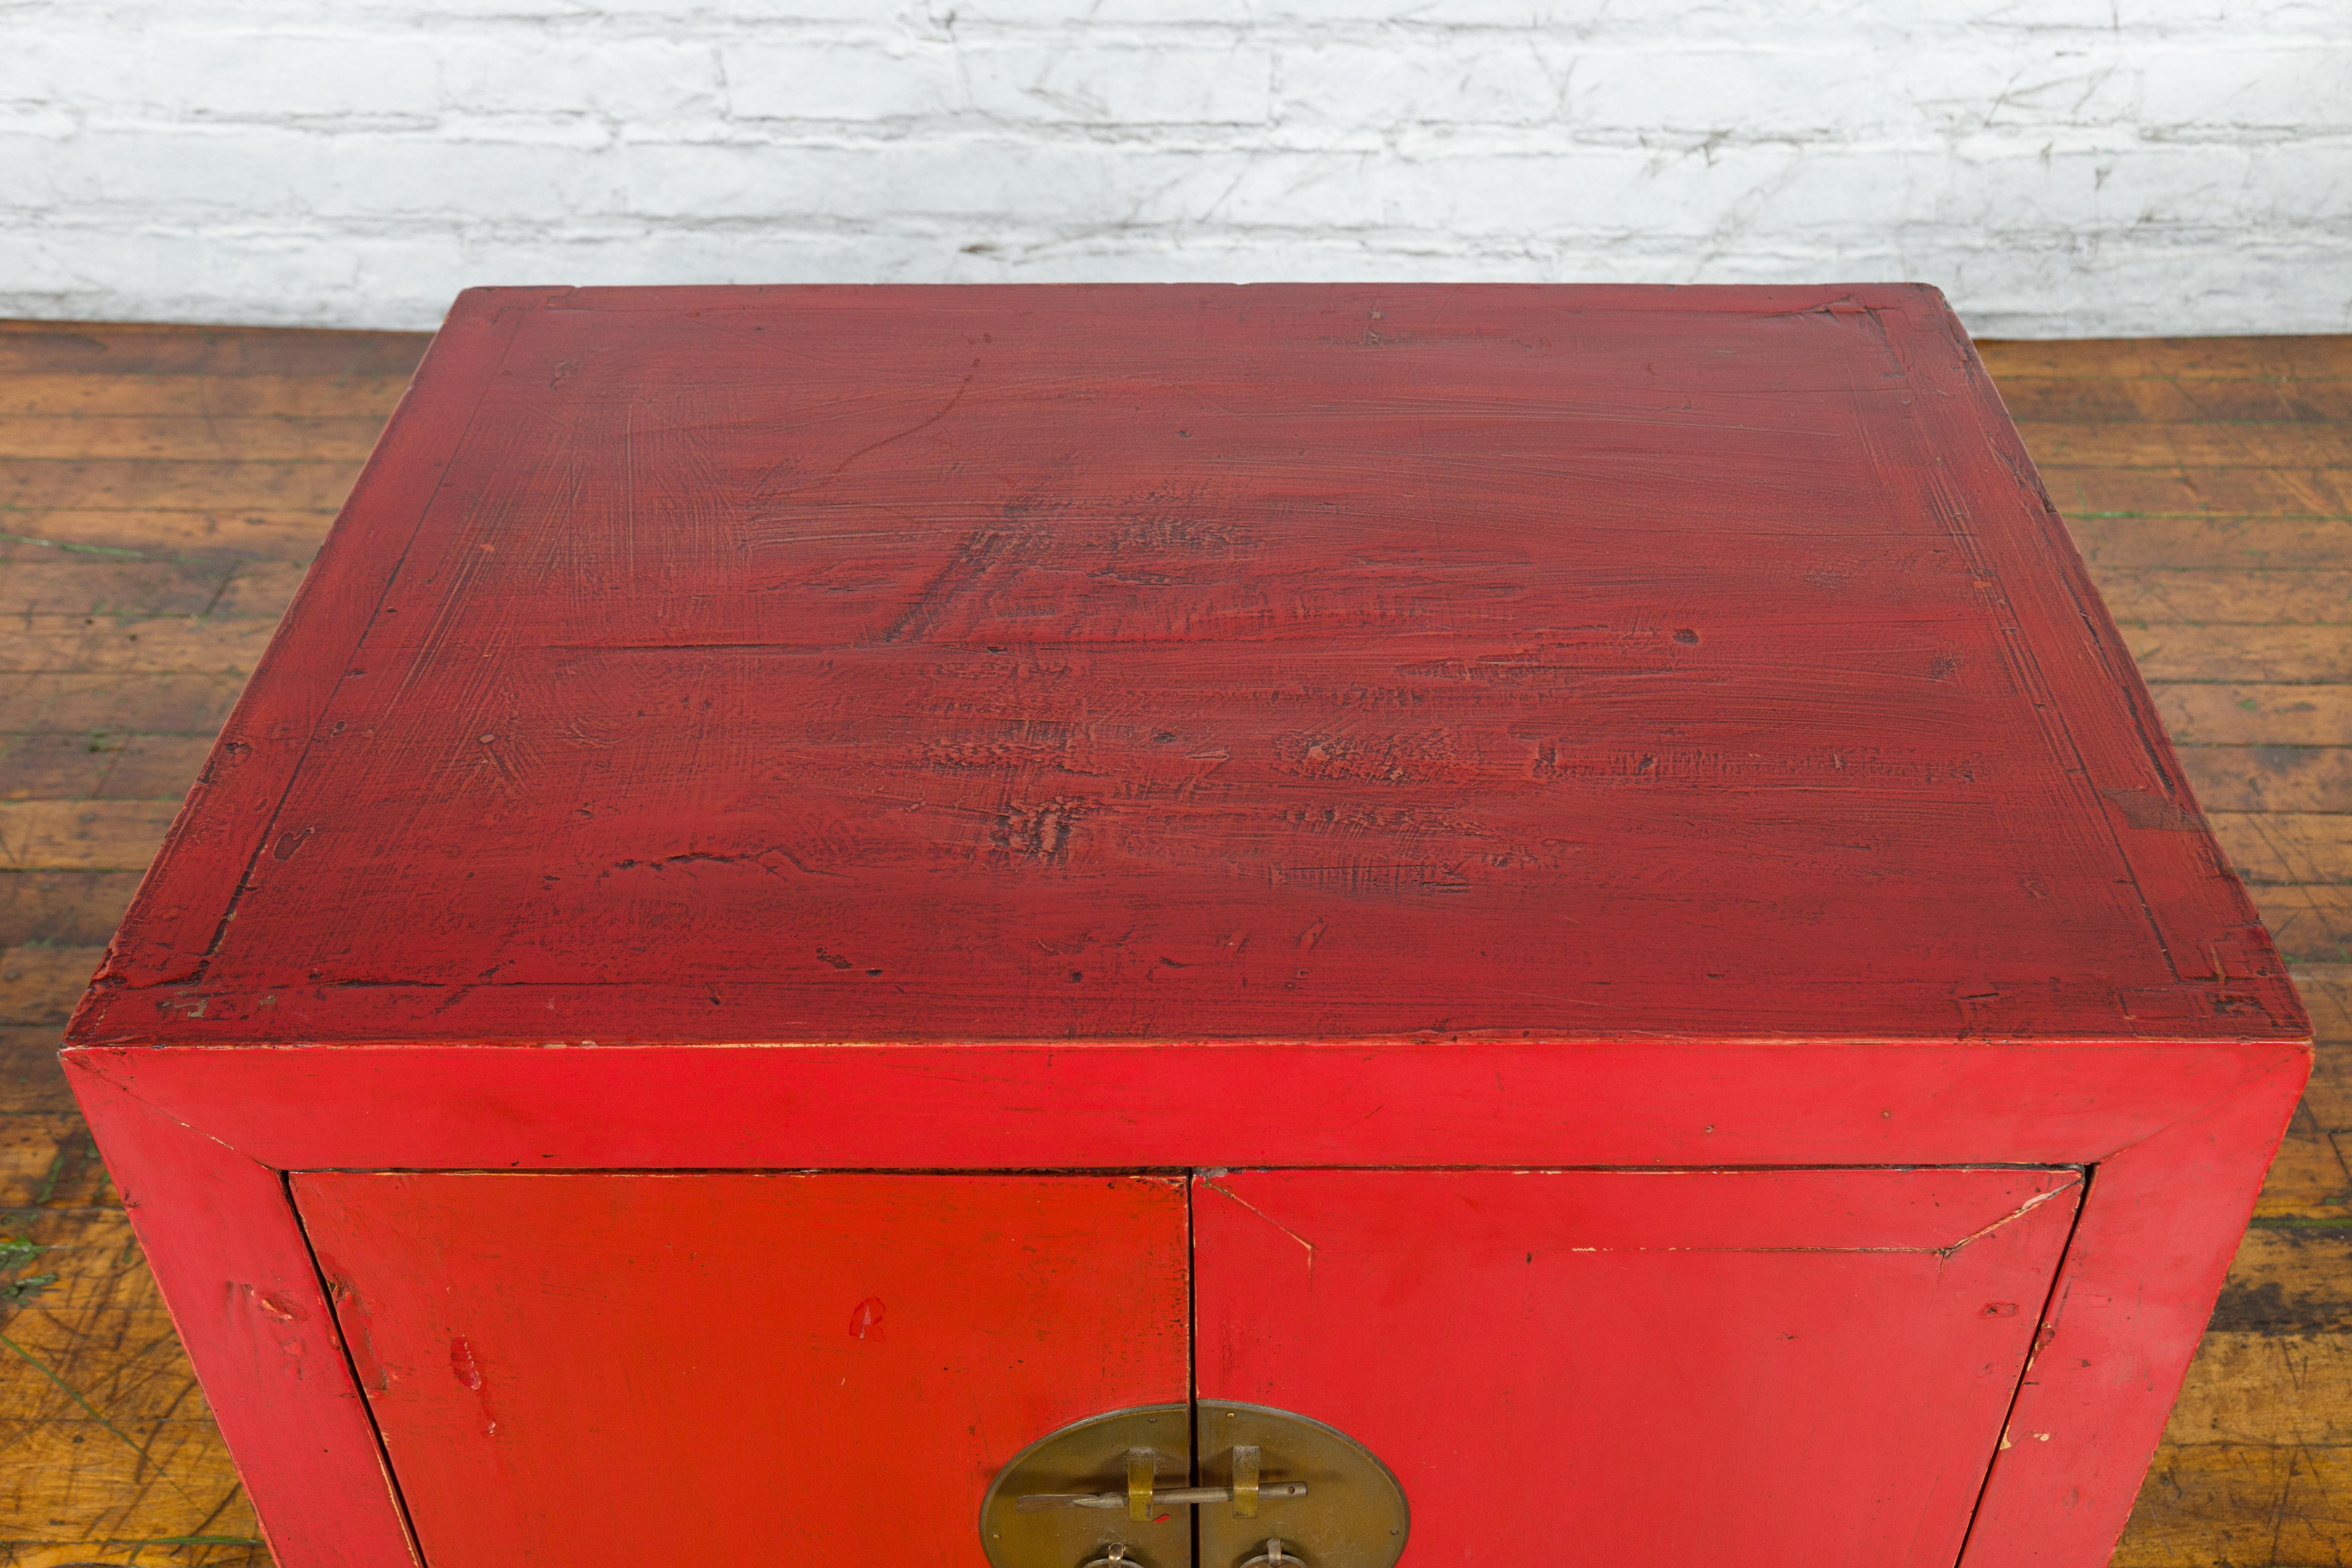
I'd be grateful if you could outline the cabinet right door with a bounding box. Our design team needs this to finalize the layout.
[1192,1167,2081,1568]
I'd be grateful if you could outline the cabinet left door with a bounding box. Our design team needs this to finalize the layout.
[294,1172,1193,1568]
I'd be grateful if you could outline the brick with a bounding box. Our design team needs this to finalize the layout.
[148,31,442,120]
[961,40,1278,126]
[0,3,2345,335]
[441,37,720,121]
[2140,45,2352,132]
[722,40,963,121]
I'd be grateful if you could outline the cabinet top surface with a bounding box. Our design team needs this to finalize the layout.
[70,284,2304,1049]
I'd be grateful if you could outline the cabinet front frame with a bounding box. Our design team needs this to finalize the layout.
[66,1037,2306,1568]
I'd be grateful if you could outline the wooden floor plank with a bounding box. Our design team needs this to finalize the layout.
[0,736,212,805]
[2018,422,2352,468]
[2153,685,2352,746]
[1975,336,2352,380]
[4,508,337,561]
[2256,1112,2352,1221]
[2037,466,2352,519]
[0,559,304,625]
[2122,626,2352,683]
[0,805,181,873]
[0,1026,86,1121]
[0,416,388,462]
[0,872,144,948]
[207,565,307,622]
[0,674,252,737]
[1997,375,2352,426]
[2165,1332,2352,1446]
[0,1208,261,1553]
[2103,571,2352,625]
[2207,1227,2352,1338]
[0,458,374,512]
[2299,966,2351,1039]
[0,737,126,804]
[0,617,278,678]
[2284,1053,2342,1140]
[0,322,429,380]
[0,948,104,1025]
[0,373,415,420]
[2112,1443,2352,1568]
[2248,885,2352,968]
[0,1546,270,1567]
[2302,974,2352,1127]
[2068,516,2352,570]
[2180,747,2352,814]
[2207,813,2352,885]
[0,553,243,620]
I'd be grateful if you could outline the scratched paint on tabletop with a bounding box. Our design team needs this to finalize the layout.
[65,285,2303,1047]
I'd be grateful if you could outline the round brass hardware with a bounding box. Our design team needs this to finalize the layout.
[1197,1403,1407,1568]
[980,1405,1189,1568]
[979,1402,1406,1568]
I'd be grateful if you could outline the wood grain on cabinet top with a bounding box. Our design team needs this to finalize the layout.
[67,284,2305,1047]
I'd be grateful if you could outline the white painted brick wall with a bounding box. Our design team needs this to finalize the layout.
[0,1,2345,336]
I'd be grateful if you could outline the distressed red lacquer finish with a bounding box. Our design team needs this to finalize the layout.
[1194,1169,2082,1568]
[294,1174,1189,1568]
[64,285,2307,1568]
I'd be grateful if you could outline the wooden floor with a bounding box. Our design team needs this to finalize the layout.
[0,323,2345,1568]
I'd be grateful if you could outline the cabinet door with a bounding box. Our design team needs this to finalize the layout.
[296,1173,1191,1568]
[1193,1168,2080,1568]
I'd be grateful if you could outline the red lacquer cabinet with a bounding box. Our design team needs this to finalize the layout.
[67,285,2306,1568]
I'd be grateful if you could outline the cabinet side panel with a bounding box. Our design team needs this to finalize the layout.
[292,1172,1191,1568]
[1194,1168,2082,1568]
[1960,1051,2309,1568]
[65,1060,417,1568]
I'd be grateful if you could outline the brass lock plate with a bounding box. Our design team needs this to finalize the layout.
[978,1401,1409,1568]
[1197,1402,1409,1568]
[978,1404,1192,1568]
